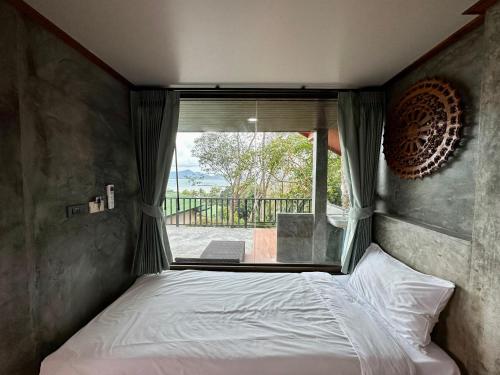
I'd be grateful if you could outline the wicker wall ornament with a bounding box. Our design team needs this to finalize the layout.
[384,78,462,179]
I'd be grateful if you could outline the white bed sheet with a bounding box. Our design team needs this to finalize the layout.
[335,275,460,375]
[405,342,460,375]
[39,270,449,375]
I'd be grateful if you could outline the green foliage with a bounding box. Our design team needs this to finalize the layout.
[327,153,342,206]
[264,133,314,198]
[186,132,343,205]
[192,133,256,198]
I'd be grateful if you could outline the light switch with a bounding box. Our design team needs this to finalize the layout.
[66,204,88,218]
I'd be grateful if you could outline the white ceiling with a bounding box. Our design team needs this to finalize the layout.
[25,0,477,87]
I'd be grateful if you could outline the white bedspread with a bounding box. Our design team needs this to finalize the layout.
[40,271,416,375]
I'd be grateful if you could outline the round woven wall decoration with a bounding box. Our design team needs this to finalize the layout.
[384,78,462,179]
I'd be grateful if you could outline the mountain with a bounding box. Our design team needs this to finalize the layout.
[168,169,224,180]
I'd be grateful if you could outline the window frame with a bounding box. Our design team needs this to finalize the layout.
[169,87,342,271]
[171,262,341,274]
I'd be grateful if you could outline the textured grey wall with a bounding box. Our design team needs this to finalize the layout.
[377,26,484,239]
[0,2,139,374]
[373,214,472,371]
[0,5,37,374]
[376,5,500,374]
[467,3,500,374]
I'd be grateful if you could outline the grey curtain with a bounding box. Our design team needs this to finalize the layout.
[338,92,385,273]
[131,90,179,275]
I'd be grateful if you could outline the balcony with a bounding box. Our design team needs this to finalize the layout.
[163,197,312,227]
[164,197,313,263]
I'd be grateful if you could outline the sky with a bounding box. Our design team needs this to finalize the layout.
[173,132,203,172]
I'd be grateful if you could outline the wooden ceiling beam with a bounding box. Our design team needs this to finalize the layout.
[463,0,499,15]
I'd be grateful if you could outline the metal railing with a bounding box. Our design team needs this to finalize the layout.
[163,197,312,227]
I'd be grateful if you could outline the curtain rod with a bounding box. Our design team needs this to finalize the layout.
[131,86,382,99]
[174,88,341,100]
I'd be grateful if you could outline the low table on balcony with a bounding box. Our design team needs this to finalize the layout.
[175,240,245,264]
[200,240,245,263]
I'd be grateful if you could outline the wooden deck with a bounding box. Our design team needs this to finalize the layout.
[246,228,277,263]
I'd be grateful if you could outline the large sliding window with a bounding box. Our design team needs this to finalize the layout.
[164,94,345,267]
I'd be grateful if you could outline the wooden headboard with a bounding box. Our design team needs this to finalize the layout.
[373,213,472,372]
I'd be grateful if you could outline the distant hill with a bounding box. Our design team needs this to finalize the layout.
[168,169,224,180]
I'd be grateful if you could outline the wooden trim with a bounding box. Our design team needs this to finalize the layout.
[171,262,342,274]
[300,129,341,155]
[463,0,499,15]
[5,0,132,87]
[384,15,484,87]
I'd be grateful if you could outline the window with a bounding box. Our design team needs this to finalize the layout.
[165,94,345,266]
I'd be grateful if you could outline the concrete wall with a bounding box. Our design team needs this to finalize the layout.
[0,2,139,374]
[376,4,500,374]
[0,5,36,374]
[373,214,473,371]
[467,4,500,373]
[276,213,314,262]
[378,26,484,239]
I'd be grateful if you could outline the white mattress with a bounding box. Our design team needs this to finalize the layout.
[40,271,458,375]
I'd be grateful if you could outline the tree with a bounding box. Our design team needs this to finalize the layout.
[192,132,257,221]
[259,133,312,197]
[261,133,343,205]
[254,133,285,199]
[190,132,344,206]
[327,153,342,206]
[192,132,256,199]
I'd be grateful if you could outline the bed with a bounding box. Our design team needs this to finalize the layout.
[40,247,459,375]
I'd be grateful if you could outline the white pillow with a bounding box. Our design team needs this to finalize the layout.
[346,243,455,348]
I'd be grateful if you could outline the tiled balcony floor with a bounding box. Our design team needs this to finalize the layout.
[167,225,277,263]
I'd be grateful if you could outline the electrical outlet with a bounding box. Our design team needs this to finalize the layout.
[89,200,105,214]
[66,204,88,218]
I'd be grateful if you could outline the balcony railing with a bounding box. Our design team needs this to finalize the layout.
[163,197,312,227]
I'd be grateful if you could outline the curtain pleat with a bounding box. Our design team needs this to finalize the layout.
[338,92,385,273]
[131,90,179,275]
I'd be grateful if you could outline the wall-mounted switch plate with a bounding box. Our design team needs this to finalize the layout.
[66,204,88,218]
[105,184,115,209]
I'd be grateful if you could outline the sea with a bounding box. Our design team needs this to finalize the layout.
[167,177,229,193]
